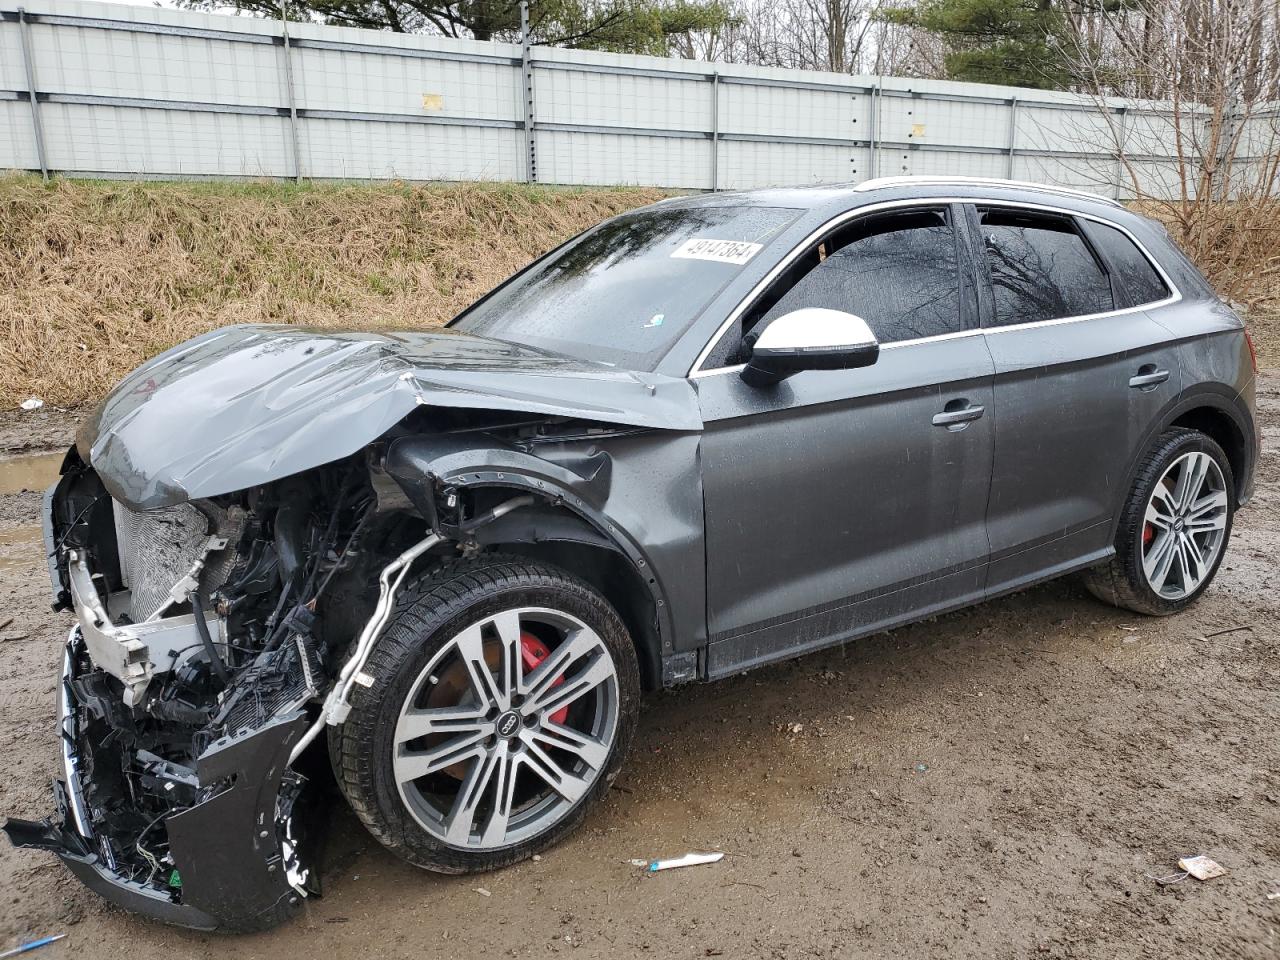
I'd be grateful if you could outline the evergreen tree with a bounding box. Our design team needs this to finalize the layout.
[180,0,733,54]
[879,0,1075,89]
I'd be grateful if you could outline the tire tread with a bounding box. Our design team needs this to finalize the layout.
[1082,427,1234,616]
[329,552,639,874]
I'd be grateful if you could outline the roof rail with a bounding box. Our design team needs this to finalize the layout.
[852,176,1123,209]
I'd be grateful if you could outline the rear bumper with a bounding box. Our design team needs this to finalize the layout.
[3,631,312,933]
[1238,375,1260,507]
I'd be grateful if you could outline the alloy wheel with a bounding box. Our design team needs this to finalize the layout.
[392,607,620,850]
[1141,451,1229,600]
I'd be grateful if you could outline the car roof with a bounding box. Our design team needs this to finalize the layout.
[658,176,1128,223]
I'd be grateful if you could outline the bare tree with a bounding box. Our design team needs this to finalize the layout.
[1062,0,1280,305]
[674,0,947,75]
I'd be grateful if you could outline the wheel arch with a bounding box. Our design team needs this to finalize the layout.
[383,436,676,691]
[1166,404,1249,505]
[1110,384,1256,540]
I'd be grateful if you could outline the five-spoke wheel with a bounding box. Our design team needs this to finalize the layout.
[392,607,620,850]
[1084,428,1235,615]
[1140,451,1229,599]
[331,555,639,873]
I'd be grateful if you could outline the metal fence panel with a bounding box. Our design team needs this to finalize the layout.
[718,139,854,189]
[1,99,39,169]
[0,0,1246,197]
[300,118,522,180]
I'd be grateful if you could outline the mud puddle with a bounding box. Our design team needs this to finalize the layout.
[0,451,62,497]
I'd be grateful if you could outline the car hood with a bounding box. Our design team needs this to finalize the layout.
[78,324,702,510]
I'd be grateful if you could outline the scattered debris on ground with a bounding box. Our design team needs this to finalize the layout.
[644,852,725,873]
[1178,856,1228,881]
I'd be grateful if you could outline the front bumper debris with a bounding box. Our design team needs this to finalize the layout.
[65,549,226,707]
[3,631,313,933]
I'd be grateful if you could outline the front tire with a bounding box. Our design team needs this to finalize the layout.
[330,554,640,874]
[1083,428,1234,616]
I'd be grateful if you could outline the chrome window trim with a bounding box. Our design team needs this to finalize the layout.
[688,196,1182,378]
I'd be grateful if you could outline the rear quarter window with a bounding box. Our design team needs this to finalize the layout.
[1080,219,1171,308]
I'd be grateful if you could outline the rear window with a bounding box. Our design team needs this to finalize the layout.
[978,208,1114,326]
[1080,220,1171,307]
[452,205,801,371]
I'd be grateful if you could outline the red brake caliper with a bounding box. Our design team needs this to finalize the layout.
[1143,522,1155,547]
[520,632,568,725]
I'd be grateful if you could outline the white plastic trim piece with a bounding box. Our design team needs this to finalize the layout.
[754,307,876,352]
[288,532,442,764]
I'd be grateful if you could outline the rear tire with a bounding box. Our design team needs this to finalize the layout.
[330,554,640,874]
[1082,428,1234,616]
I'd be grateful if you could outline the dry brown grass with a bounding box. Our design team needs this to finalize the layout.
[1134,198,1280,363]
[0,176,667,407]
[3,179,1277,410]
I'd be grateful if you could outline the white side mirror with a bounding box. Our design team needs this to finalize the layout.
[742,308,880,387]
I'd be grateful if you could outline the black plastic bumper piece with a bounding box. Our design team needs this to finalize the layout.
[3,634,312,933]
[4,798,220,930]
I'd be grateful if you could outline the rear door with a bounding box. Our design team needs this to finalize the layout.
[696,203,996,676]
[968,203,1182,594]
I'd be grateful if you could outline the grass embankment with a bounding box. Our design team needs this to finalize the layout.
[1,176,1276,408]
[0,177,667,407]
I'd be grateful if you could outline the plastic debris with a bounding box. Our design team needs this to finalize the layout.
[643,852,724,873]
[474,887,491,897]
[1266,892,1280,901]
[914,763,929,773]
[0,934,67,959]
[18,398,43,412]
[1178,856,1227,881]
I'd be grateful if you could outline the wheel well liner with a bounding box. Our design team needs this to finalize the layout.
[1169,405,1249,502]
[382,435,674,690]
[1110,387,1256,541]
[467,503,663,690]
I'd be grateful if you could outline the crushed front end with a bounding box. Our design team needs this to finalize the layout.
[3,447,387,932]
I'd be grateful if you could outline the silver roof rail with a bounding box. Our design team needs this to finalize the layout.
[852,176,1123,209]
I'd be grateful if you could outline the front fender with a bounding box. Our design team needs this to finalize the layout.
[384,432,707,671]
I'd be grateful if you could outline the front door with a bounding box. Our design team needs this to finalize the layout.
[695,204,996,677]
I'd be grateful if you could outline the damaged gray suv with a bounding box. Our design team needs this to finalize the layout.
[5,177,1259,931]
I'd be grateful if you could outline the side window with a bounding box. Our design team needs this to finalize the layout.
[737,207,962,356]
[1080,219,1171,308]
[978,208,1113,326]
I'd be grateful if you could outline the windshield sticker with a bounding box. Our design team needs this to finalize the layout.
[671,238,763,265]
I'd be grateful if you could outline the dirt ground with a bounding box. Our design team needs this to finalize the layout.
[0,378,1277,960]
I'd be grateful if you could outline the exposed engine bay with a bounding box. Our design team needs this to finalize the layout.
[5,422,590,930]
[6,446,408,928]
[1,324,703,933]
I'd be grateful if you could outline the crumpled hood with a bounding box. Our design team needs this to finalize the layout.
[79,324,702,510]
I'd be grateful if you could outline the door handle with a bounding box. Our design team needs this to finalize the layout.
[932,400,985,430]
[1129,366,1170,390]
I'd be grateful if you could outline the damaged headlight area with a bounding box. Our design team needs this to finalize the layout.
[4,448,417,932]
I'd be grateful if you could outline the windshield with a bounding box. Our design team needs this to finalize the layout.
[451,204,801,371]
